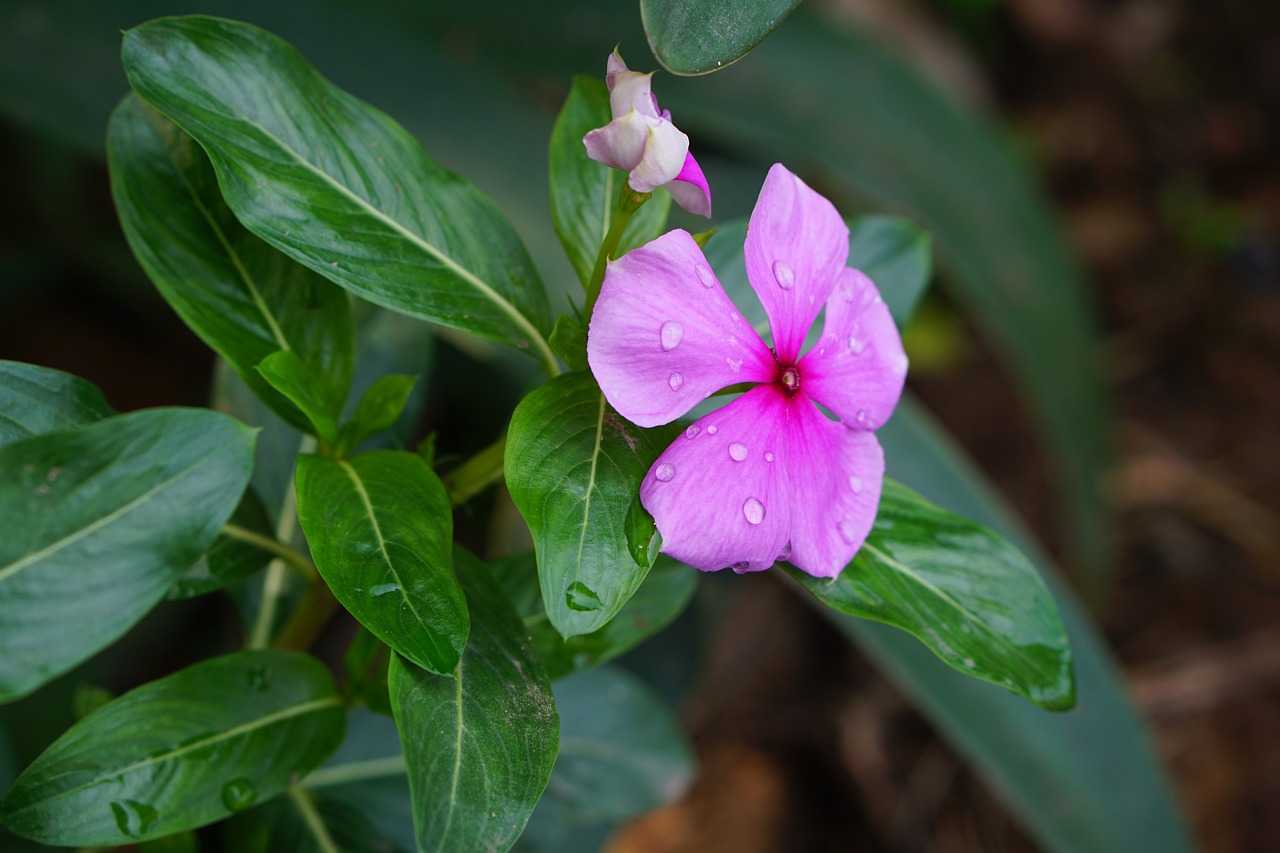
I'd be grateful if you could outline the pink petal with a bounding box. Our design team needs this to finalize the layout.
[588,230,775,427]
[665,152,713,218]
[782,395,885,578]
[628,119,689,193]
[744,164,850,364]
[797,268,908,431]
[605,49,629,90]
[583,111,649,172]
[609,70,661,120]
[642,385,793,573]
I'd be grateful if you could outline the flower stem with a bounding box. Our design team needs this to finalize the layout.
[443,434,507,506]
[583,183,650,320]
[271,580,341,652]
[221,523,319,582]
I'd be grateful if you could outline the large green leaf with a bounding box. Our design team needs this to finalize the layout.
[0,408,255,702]
[296,451,467,676]
[389,550,558,853]
[0,361,113,446]
[517,666,694,851]
[169,487,275,600]
[505,371,679,638]
[107,94,354,434]
[789,480,1074,710]
[256,350,343,444]
[641,0,802,75]
[549,75,672,287]
[121,15,557,373]
[491,552,697,681]
[818,397,1192,853]
[0,650,345,846]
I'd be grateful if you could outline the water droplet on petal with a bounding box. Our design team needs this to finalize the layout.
[838,517,860,544]
[764,451,775,463]
[221,778,257,813]
[848,335,864,354]
[707,425,718,435]
[730,560,750,574]
[696,265,715,288]
[743,497,765,525]
[728,442,748,461]
[654,463,676,482]
[660,321,684,351]
[668,372,684,391]
[685,424,701,440]
[849,476,864,494]
[855,408,868,424]
[772,260,795,289]
[726,356,742,373]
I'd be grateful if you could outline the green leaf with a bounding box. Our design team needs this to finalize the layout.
[0,650,345,846]
[549,75,672,287]
[335,374,418,456]
[389,550,558,853]
[492,552,696,681]
[549,315,589,373]
[518,666,694,850]
[169,487,275,600]
[107,94,354,435]
[642,0,802,75]
[296,450,467,677]
[505,371,680,638]
[0,408,256,702]
[0,361,113,446]
[121,15,556,374]
[789,480,1074,710]
[342,629,393,717]
[257,350,343,445]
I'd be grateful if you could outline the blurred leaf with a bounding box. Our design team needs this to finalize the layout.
[335,374,418,456]
[506,371,680,638]
[0,362,113,446]
[641,0,802,75]
[107,94,355,434]
[790,480,1074,710]
[342,628,393,716]
[549,315,590,372]
[0,408,255,702]
[122,15,556,372]
[389,550,558,853]
[819,396,1193,853]
[169,487,275,600]
[549,75,672,286]
[0,650,344,846]
[491,552,697,680]
[296,451,467,676]
[257,350,343,445]
[517,666,694,850]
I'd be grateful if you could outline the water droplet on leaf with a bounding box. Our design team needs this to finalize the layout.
[246,664,269,692]
[743,497,765,525]
[772,260,795,289]
[221,778,257,813]
[728,442,748,461]
[370,583,401,597]
[668,372,684,391]
[654,463,676,482]
[659,321,684,351]
[111,800,158,839]
[565,582,603,612]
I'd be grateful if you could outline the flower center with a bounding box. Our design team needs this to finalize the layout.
[779,365,801,395]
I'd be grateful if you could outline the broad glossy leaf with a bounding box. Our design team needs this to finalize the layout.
[0,408,255,702]
[518,666,694,851]
[789,480,1074,710]
[335,374,417,456]
[389,550,558,853]
[122,16,556,373]
[257,350,342,444]
[107,94,354,434]
[820,396,1192,853]
[505,371,680,638]
[0,361,112,446]
[169,487,274,600]
[641,0,802,75]
[0,650,345,846]
[296,450,467,676]
[549,76,672,286]
[491,552,697,681]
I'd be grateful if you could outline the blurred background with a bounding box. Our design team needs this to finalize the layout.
[1,0,1277,850]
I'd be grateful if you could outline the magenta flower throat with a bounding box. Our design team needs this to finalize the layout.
[587,164,909,578]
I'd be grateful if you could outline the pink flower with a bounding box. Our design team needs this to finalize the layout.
[587,164,908,578]
[582,50,712,217]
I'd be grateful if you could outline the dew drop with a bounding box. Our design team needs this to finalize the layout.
[855,408,868,424]
[370,582,401,597]
[654,463,676,482]
[764,451,775,463]
[695,265,715,288]
[848,335,864,354]
[565,582,603,612]
[726,356,742,373]
[728,442,748,461]
[668,372,684,391]
[838,517,860,544]
[772,260,795,289]
[849,475,864,494]
[246,664,269,692]
[964,658,976,669]
[659,321,684,351]
[743,497,765,525]
[111,800,158,839]
[685,424,701,440]
[730,561,750,574]
[706,425,718,435]
[221,778,257,813]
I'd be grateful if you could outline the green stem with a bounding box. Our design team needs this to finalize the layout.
[222,523,318,582]
[249,436,312,650]
[583,183,650,320]
[301,755,407,789]
[443,434,508,506]
[271,581,341,652]
[287,787,340,853]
